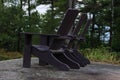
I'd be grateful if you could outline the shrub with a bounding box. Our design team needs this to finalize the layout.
[81,47,120,64]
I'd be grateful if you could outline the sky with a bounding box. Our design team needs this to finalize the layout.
[21,4,51,16]
[36,4,50,14]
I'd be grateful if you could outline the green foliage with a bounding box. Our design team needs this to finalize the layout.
[79,0,120,51]
[0,34,17,50]
[23,11,41,32]
[81,47,120,64]
[0,48,22,61]
[0,0,120,53]
[0,1,42,51]
[111,35,120,52]
[40,12,60,34]
[0,5,23,51]
[111,0,120,52]
[40,0,67,34]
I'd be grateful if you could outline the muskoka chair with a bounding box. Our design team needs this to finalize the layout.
[22,9,80,71]
[39,13,89,67]
[61,13,88,67]
[73,19,92,65]
[59,13,90,67]
[64,17,92,66]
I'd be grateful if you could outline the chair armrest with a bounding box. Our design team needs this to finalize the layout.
[55,35,76,40]
[20,32,61,46]
[56,36,72,39]
[20,32,65,37]
[40,34,76,40]
[20,32,60,37]
[67,35,77,39]
[40,34,60,37]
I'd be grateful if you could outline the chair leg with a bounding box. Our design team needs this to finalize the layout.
[73,49,90,64]
[64,50,86,67]
[23,46,31,68]
[23,34,32,68]
[53,53,80,69]
[44,53,70,71]
[39,58,48,66]
[32,47,70,71]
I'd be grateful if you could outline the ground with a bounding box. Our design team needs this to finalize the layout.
[0,58,120,80]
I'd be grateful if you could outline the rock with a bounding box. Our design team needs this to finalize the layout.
[0,58,120,80]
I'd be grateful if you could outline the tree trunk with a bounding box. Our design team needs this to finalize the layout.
[90,12,95,48]
[97,25,101,46]
[69,0,76,8]
[17,0,23,51]
[28,0,31,27]
[109,0,114,46]
[90,0,96,48]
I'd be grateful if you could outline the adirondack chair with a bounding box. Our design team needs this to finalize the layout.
[73,18,92,64]
[64,16,92,66]
[22,9,80,71]
[38,13,89,67]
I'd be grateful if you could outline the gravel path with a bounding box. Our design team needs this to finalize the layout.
[0,58,120,80]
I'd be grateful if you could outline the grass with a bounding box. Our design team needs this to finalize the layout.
[81,47,120,65]
[0,48,22,61]
[0,47,120,65]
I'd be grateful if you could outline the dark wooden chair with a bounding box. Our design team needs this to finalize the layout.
[39,13,90,67]
[40,13,92,67]
[22,9,80,71]
[64,16,92,67]
[72,18,92,64]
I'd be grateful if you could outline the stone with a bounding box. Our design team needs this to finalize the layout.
[0,58,120,80]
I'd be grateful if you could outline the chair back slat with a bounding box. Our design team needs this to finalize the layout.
[67,15,92,49]
[57,9,79,36]
[79,19,92,38]
[73,13,87,35]
[50,9,79,49]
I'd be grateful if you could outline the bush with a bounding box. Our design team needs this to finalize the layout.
[81,47,120,64]
[0,34,17,51]
[112,35,120,52]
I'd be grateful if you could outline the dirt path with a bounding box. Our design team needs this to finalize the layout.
[0,58,120,80]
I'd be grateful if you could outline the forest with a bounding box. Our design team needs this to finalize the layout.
[0,0,120,63]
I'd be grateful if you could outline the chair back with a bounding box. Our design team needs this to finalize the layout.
[50,9,79,49]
